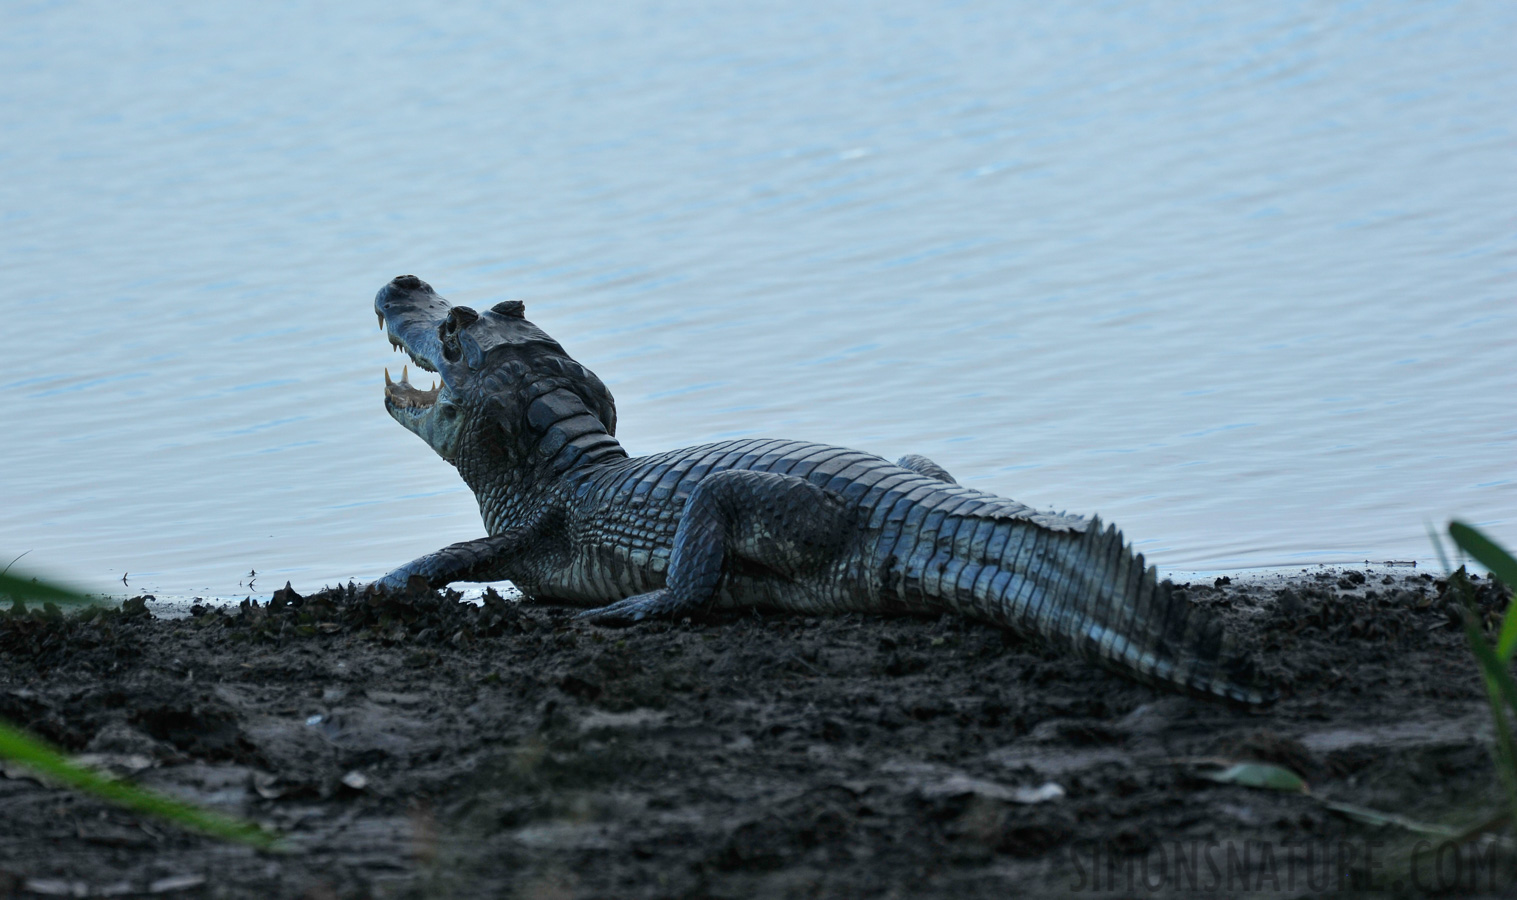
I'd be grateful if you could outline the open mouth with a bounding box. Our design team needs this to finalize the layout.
[383,364,439,410]
[378,310,440,411]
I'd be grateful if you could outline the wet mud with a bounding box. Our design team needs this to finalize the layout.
[0,569,1512,898]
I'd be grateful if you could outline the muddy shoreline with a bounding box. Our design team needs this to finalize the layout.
[1,568,1512,898]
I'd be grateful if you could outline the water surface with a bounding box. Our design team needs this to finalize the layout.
[2,2,1513,599]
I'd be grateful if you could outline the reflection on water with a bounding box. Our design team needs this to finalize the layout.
[1,2,1513,599]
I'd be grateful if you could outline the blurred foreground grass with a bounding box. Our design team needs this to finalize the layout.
[1445,522,1517,834]
[0,565,280,851]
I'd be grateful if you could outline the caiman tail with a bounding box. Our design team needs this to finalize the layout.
[937,514,1273,705]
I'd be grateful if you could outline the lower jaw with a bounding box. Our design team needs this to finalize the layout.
[385,403,432,428]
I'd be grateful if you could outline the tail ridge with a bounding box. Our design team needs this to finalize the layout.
[980,514,1274,705]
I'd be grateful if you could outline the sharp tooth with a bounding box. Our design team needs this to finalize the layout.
[431,379,437,392]
[377,311,384,330]
[402,364,409,384]
[384,367,392,385]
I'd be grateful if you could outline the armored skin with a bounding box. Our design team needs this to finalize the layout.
[373,275,1270,704]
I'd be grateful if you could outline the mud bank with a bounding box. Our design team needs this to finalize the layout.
[0,569,1512,898]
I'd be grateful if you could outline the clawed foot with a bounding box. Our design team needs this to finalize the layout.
[575,590,680,626]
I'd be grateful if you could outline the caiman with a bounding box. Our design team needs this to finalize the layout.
[371,275,1270,704]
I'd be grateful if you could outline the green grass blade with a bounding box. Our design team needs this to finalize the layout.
[1488,701,1517,825]
[1463,608,1517,722]
[0,718,280,850]
[1197,762,1308,793]
[1319,800,1460,837]
[0,569,98,606]
[1428,523,1453,574]
[1460,607,1517,829]
[1450,522,1517,661]
[1451,522,1517,588]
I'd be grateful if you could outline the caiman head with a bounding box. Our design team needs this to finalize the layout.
[374,275,624,499]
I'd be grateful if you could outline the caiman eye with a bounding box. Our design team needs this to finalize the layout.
[444,306,480,333]
[438,325,462,362]
[438,306,479,362]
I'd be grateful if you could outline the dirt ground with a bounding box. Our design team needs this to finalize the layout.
[1,567,1513,899]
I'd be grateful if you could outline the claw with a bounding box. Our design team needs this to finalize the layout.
[575,590,678,626]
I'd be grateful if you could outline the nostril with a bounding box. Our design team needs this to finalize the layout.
[391,274,424,290]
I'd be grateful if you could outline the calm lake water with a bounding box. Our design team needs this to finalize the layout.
[2,2,1514,601]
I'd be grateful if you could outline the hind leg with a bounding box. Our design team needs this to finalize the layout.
[896,453,956,484]
[577,470,854,625]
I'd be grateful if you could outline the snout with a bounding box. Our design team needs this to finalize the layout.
[376,274,441,315]
[375,275,452,374]
[387,274,433,294]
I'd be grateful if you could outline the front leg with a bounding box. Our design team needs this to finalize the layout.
[578,470,854,625]
[373,529,527,592]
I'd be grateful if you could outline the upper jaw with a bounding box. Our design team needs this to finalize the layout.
[375,274,449,375]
